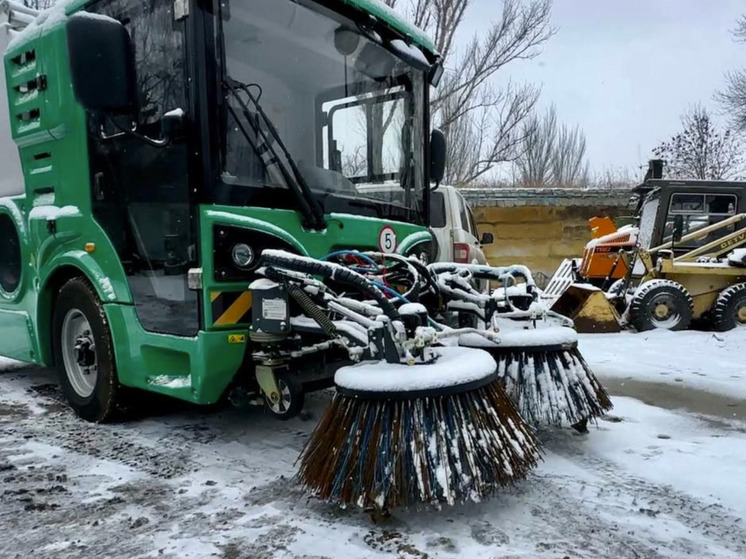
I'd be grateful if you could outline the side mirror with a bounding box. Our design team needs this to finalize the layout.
[66,13,137,114]
[672,215,684,244]
[430,129,446,186]
[480,232,494,245]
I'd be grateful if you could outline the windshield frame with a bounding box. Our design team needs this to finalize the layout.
[207,0,431,227]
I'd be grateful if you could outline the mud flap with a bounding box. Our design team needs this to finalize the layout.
[550,284,622,333]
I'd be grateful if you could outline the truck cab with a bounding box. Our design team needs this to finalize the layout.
[0,0,445,420]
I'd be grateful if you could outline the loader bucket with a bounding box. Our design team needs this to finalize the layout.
[550,284,622,333]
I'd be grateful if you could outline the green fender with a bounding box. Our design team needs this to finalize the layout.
[398,230,435,255]
[39,250,132,304]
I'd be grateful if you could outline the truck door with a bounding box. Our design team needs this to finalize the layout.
[85,0,198,337]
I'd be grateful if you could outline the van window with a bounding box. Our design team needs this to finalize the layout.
[457,193,470,233]
[430,191,446,227]
[456,192,478,236]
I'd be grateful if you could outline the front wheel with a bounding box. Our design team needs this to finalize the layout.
[52,278,122,422]
[628,279,693,332]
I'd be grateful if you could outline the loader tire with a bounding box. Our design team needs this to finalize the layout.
[711,283,746,331]
[628,279,693,332]
[52,278,122,422]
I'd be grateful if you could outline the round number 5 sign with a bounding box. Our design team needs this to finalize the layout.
[378,226,397,254]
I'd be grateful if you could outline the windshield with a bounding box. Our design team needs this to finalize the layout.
[216,0,428,225]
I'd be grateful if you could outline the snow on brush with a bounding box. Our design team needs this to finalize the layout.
[334,346,496,392]
[3,331,746,558]
[460,325,578,349]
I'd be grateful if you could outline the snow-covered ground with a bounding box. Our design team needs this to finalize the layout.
[580,330,746,399]
[2,331,746,559]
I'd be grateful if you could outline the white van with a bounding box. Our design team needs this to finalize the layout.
[430,185,492,264]
[355,184,492,264]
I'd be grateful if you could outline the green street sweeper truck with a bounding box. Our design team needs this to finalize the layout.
[0,0,447,421]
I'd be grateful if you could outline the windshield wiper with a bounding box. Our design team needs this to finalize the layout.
[222,78,326,230]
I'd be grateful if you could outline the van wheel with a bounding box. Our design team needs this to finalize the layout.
[52,278,121,422]
[628,279,693,332]
[712,283,746,332]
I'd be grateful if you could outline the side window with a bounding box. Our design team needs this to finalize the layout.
[663,193,738,246]
[94,0,187,131]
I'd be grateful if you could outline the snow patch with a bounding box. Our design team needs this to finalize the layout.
[334,346,496,392]
[398,302,427,316]
[99,277,116,301]
[148,375,191,389]
[248,278,279,291]
[28,204,80,221]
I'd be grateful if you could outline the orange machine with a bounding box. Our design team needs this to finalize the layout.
[578,218,638,282]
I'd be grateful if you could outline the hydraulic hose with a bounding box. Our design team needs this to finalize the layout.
[261,250,401,321]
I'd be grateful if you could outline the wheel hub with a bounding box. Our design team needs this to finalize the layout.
[737,304,746,324]
[61,309,99,398]
[74,333,96,369]
[654,302,671,319]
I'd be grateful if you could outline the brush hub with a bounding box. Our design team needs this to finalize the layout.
[334,346,497,399]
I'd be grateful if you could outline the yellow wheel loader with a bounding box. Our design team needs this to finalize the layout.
[545,177,746,332]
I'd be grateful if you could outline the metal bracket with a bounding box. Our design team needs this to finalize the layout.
[187,268,203,290]
[255,365,281,404]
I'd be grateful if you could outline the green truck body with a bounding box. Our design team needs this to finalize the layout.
[0,0,440,410]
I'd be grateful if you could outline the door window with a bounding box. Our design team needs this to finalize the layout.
[663,193,738,247]
[86,0,197,336]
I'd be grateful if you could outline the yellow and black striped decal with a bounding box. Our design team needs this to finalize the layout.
[210,291,253,326]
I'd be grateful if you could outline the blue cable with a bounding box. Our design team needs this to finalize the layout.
[322,250,378,268]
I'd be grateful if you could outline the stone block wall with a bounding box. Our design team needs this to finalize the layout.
[461,188,634,284]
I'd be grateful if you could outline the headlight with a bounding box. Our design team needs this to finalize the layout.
[231,243,255,269]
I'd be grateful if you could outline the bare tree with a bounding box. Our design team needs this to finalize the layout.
[589,166,636,190]
[515,106,556,186]
[653,104,743,180]
[716,15,746,131]
[514,105,588,187]
[551,121,588,186]
[386,0,555,185]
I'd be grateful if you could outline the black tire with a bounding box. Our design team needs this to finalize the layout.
[263,373,305,420]
[52,278,122,422]
[712,283,746,332]
[628,279,693,332]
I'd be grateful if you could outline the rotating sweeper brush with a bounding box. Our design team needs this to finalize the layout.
[427,263,613,432]
[255,250,541,511]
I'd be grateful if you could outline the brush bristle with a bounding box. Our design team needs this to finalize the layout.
[495,346,613,427]
[297,381,542,510]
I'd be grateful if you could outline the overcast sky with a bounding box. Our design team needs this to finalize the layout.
[457,0,745,179]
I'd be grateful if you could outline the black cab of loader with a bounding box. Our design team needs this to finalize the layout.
[633,179,746,256]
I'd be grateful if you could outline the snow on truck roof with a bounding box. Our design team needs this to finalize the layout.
[4,0,437,56]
